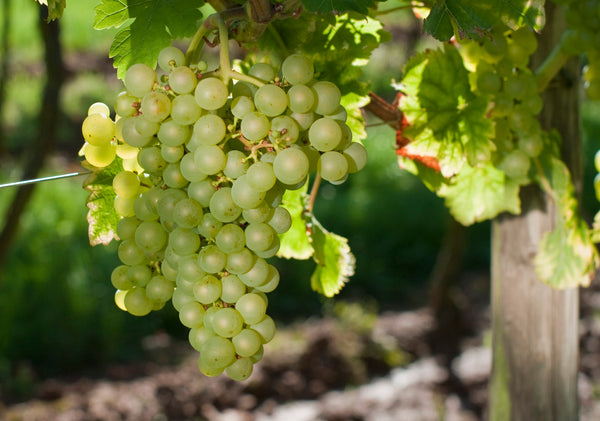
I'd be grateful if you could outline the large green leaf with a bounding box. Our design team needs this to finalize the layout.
[82,159,123,246]
[423,0,545,41]
[37,0,66,20]
[310,220,355,297]
[398,45,493,177]
[278,185,313,260]
[94,0,204,78]
[439,163,520,225]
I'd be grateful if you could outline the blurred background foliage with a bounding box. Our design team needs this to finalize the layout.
[1,0,599,402]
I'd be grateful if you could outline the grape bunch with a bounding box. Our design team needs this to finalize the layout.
[458,26,542,179]
[79,47,367,380]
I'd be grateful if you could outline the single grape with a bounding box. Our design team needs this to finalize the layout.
[169,66,197,94]
[194,145,227,175]
[158,46,186,72]
[211,307,244,338]
[269,115,299,145]
[141,91,172,123]
[343,142,368,173]
[244,223,276,253]
[308,117,342,151]
[179,301,206,328]
[180,153,208,182]
[231,96,255,119]
[172,288,195,312]
[224,150,249,179]
[189,326,215,352]
[198,245,227,273]
[113,171,140,199]
[158,119,190,147]
[209,187,242,223]
[124,287,153,316]
[225,247,256,275]
[169,227,201,255]
[117,217,140,240]
[281,54,314,85]
[231,175,266,209]
[195,77,228,110]
[163,162,189,189]
[88,102,110,117]
[127,264,152,287]
[241,112,270,141]
[111,265,134,290]
[249,62,276,82]
[287,84,315,113]
[232,328,262,357]
[114,195,136,217]
[115,91,139,117]
[173,198,204,228]
[121,116,153,148]
[84,142,117,168]
[318,150,348,182]
[312,81,341,115]
[193,274,222,304]
[82,113,115,146]
[124,63,156,98]
[251,315,276,343]
[199,336,236,370]
[135,221,168,254]
[198,212,223,239]
[161,144,185,163]
[171,94,202,125]
[216,223,246,254]
[268,206,292,234]
[254,84,288,117]
[272,147,309,185]
[238,258,270,288]
[225,357,253,381]
[246,161,276,192]
[221,274,247,303]
[145,275,174,302]
[193,114,227,146]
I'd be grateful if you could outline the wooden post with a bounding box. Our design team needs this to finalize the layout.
[489,4,580,420]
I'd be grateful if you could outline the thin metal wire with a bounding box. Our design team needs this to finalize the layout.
[0,171,91,189]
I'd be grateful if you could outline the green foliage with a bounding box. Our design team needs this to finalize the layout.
[36,0,66,20]
[423,0,545,41]
[94,0,205,78]
[301,0,384,14]
[83,158,123,245]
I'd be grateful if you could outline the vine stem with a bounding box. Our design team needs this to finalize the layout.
[534,30,573,93]
[185,16,217,66]
[306,174,321,214]
[217,16,231,85]
[0,171,91,189]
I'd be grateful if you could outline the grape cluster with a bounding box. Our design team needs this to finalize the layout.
[459,26,542,179]
[80,47,367,380]
[561,0,600,100]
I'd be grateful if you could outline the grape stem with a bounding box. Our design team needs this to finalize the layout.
[185,15,218,66]
[534,30,573,93]
[307,174,321,214]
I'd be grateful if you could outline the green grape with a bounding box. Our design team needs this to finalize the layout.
[221,274,247,303]
[498,149,531,179]
[114,195,136,217]
[121,116,152,148]
[288,84,315,113]
[199,336,236,370]
[225,357,253,381]
[82,113,115,148]
[111,265,134,290]
[124,287,153,316]
[138,146,167,173]
[135,221,168,254]
[172,288,195,312]
[171,94,202,125]
[595,174,600,201]
[88,101,111,116]
[226,247,256,275]
[198,212,223,239]
[242,201,274,224]
[230,96,255,119]
[209,187,242,223]
[127,264,152,287]
[224,150,249,179]
[124,63,156,98]
[481,33,508,63]
[158,46,185,72]
[180,153,208,182]
[232,81,255,98]
[249,62,276,82]
[253,265,279,293]
[290,111,315,131]
[179,301,206,328]
[231,175,266,209]
[253,236,280,259]
[117,216,140,240]
[216,223,246,254]
[308,117,342,151]
[232,328,262,357]
[268,206,291,234]
[244,222,276,253]
[84,142,117,168]
[263,182,285,208]
[238,258,270,288]
[194,145,227,175]
[343,142,367,173]
[198,356,225,377]
[188,180,216,207]
[119,239,148,265]
[161,144,185,163]
[594,150,600,173]
[521,94,543,115]
[273,147,309,185]
[189,326,215,351]
[235,293,267,324]
[198,245,227,273]
[169,66,197,94]
[141,91,172,122]
[114,289,127,311]
[476,69,501,94]
[312,81,341,116]
[254,84,288,117]
[318,150,348,182]
[173,198,204,228]
[163,162,189,189]
[157,188,186,222]
[510,27,537,56]
[202,305,220,333]
[115,91,138,117]
[193,114,226,146]
[116,142,140,161]
[251,315,276,343]
[169,227,201,255]
[246,161,276,192]
[281,54,314,85]
[193,274,222,304]
[158,119,190,147]
[113,171,140,199]
[505,38,530,68]
[211,307,244,338]
[269,115,300,145]
[145,275,174,302]
[178,255,206,285]
[517,132,543,158]
[195,77,228,110]
[241,112,270,141]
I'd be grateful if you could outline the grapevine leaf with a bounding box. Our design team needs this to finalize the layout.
[301,0,382,15]
[37,0,66,20]
[439,163,520,225]
[310,219,355,297]
[341,92,369,142]
[398,45,493,177]
[423,0,545,41]
[278,185,314,260]
[83,159,123,246]
[94,0,204,78]
[263,12,390,95]
[533,153,599,288]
